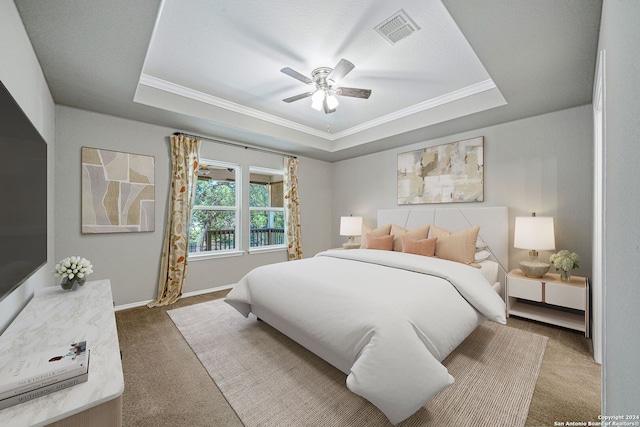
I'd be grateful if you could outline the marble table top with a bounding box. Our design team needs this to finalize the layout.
[0,280,124,426]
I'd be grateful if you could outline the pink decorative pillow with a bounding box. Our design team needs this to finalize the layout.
[401,236,437,257]
[430,225,480,265]
[390,224,430,252]
[365,233,394,251]
[360,224,392,248]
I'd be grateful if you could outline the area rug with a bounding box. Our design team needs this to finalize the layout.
[168,299,547,427]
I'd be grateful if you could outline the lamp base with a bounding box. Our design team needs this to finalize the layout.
[342,242,360,249]
[342,236,360,249]
[518,260,551,278]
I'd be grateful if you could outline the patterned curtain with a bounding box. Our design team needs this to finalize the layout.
[148,134,201,307]
[284,157,303,260]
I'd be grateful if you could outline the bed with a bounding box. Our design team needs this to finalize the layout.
[225,207,508,424]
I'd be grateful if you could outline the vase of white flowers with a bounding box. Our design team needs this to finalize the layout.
[54,256,93,291]
[549,250,580,282]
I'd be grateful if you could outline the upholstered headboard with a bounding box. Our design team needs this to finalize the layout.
[377,207,508,288]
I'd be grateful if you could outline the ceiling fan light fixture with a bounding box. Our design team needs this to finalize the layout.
[311,90,324,110]
[326,93,339,110]
[281,58,371,114]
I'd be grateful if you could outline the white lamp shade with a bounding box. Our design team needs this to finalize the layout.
[514,216,555,250]
[340,216,362,236]
[311,90,324,111]
[326,93,339,110]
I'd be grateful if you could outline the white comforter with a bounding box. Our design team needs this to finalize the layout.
[225,249,506,424]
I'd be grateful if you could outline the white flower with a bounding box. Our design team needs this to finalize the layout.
[53,256,93,279]
[550,250,580,271]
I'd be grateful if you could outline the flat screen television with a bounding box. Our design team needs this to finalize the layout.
[0,81,47,302]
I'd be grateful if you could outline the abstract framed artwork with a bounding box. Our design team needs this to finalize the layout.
[397,136,484,204]
[81,147,155,233]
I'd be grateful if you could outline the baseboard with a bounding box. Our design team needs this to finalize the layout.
[114,284,235,311]
[183,284,234,298]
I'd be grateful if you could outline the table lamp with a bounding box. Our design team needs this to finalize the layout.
[340,215,362,249]
[514,212,555,277]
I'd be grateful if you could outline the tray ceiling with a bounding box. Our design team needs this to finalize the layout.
[134,0,506,154]
[14,0,602,161]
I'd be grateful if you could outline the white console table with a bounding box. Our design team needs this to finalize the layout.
[0,280,124,426]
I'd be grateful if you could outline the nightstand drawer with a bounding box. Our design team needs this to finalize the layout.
[508,276,542,301]
[546,282,586,310]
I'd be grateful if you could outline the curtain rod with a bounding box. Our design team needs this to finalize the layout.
[173,132,297,159]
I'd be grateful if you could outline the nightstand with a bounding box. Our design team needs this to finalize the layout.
[506,269,589,337]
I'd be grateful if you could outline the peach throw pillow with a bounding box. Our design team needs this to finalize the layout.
[365,234,394,251]
[430,225,480,265]
[390,224,430,252]
[360,224,392,249]
[401,236,437,257]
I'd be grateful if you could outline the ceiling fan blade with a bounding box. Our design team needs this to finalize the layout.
[335,87,372,99]
[280,67,313,85]
[283,92,313,103]
[323,97,336,114]
[328,59,355,83]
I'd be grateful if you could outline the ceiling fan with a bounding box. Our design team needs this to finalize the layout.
[281,59,372,114]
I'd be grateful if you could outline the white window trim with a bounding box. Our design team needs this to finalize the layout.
[248,245,287,255]
[189,250,245,261]
[250,166,283,176]
[249,206,284,212]
[192,205,237,212]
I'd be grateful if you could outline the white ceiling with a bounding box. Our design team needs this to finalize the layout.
[136,0,505,153]
[14,0,602,162]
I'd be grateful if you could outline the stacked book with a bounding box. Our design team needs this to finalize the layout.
[0,341,89,410]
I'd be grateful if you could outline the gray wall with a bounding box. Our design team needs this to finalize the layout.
[599,0,640,414]
[0,0,56,332]
[332,105,594,278]
[55,106,333,307]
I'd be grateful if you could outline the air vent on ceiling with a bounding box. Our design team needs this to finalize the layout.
[374,9,420,45]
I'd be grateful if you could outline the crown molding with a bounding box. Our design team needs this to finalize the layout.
[138,74,497,144]
[138,74,331,139]
[330,79,497,139]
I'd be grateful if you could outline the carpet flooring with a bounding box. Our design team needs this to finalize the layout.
[168,299,547,426]
[115,290,601,426]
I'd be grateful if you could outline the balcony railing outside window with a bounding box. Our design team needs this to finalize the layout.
[249,228,285,247]
[189,228,285,253]
[205,229,236,251]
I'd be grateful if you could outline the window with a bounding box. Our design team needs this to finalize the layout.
[249,167,285,249]
[189,160,240,254]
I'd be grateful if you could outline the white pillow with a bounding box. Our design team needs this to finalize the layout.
[476,239,488,250]
[475,249,491,262]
